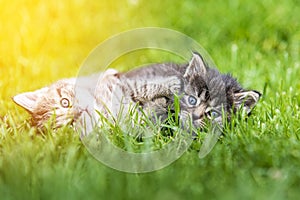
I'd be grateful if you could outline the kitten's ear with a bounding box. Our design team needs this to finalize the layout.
[233,90,261,114]
[103,68,119,78]
[104,68,118,75]
[184,52,207,78]
[12,87,49,113]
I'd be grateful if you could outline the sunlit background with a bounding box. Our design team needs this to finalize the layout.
[1,0,299,112]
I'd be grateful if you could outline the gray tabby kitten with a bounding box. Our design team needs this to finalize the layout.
[124,53,261,130]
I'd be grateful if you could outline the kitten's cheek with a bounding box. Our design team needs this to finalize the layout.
[76,107,100,137]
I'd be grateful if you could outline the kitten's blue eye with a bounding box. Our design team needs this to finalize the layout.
[206,110,220,119]
[211,111,219,118]
[188,96,197,105]
[60,98,70,108]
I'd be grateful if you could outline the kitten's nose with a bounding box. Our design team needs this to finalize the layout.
[193,105,206,120]
[192,113,204,120]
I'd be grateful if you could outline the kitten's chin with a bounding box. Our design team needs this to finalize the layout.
[189,118,224,137]
[73,110,99,138]
[193,119,206,129]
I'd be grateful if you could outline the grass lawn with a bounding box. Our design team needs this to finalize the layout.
[1,0,300,199]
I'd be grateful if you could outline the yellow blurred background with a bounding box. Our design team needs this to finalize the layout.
[0,0,138,113]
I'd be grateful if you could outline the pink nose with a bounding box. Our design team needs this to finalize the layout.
[193,112,204,120]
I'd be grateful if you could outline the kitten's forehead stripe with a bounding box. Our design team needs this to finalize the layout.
[200,89,209,101]
[56,88,62,97]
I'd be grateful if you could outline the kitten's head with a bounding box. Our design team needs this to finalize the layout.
[13,78,79,128]
[179,52,261,129]
[12,69,119,134]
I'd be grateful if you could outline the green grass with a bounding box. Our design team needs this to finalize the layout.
[1,0,300,199]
